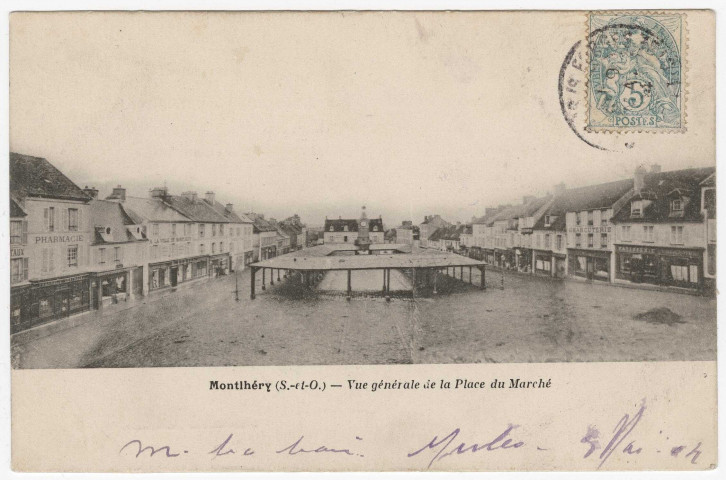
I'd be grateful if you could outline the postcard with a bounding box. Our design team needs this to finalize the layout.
[8,9,717,473]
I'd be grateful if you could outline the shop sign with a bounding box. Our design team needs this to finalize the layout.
[34,234,84,244]
[152,236,192,245]
[11,247,24,258]
[617,244,702,259]
[568,226,611,233]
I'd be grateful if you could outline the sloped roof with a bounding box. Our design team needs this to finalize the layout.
[10,198,27,217]
[119,196,191,223]
[208,200,253,224]
[246,213,278,233]
[164,195,229,223]
[324,218,384,233]
[489,196,552,225]
[90,199,147,245]
[10,152,89,202]
[612,167,715,224]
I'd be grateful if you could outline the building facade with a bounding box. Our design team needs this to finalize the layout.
[323,215,384,244]
[10,153,93,333]
[419,214,449,248]
[611,166,714,291]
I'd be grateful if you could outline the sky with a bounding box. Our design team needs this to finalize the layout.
[10,12,715,227]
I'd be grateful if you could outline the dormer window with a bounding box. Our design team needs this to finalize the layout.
[631,200,643,218]
[343,225,348,232]
[576,212,582,225]
[544,215,551,227]
[671,199,683,213]
[373,226,378,232]
[329,225,334,232]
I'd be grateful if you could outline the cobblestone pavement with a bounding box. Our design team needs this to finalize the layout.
[11,267,716,368]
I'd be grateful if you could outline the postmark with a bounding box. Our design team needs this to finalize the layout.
[586,13,685,132]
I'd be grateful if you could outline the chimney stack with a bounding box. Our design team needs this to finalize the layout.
[650,164,662,173]
[83,186,99,200]
[150,186,168,199]
[205,191,215,204]
[111,185,126,201]
[181,191,198,202]
[225,203,234,212]
[634,165,647,194]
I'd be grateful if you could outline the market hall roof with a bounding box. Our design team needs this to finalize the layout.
[251,245,484,271]
[612,167,715,224]
[10,152,89,202]
[117,196,191,224]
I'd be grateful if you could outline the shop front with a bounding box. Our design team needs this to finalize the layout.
[92,268,130,307]
[244,251,254,266]
[16,274,92,332]
[568,248,611,282]
[482,248,496,265]
[515,248,532,273]
[149,256,209,291]
[615,244,703,289]
[209,253,230,277]
[533,249,553,276]
[468,246,484,261]
[10,284,32,334]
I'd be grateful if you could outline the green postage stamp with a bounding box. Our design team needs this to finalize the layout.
[587,12,684,132]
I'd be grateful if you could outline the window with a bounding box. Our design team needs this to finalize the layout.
[601,210,609,226]
[670,226,684,244]
[576,212,582,225]
[544,234,551,249]
[98,248,106,264]
[68,208,79,231]
[671,199,683,213]
[199,224,205,237]
[45,207,55,232]
[212,224,217,237]
[575,233,581,247]
[200,243,206,254]
[643,225,654,242]
[67,245,78,267]
[10,258,27,284]
[152,223,159,236]
[114,246,121,262]
[212,243,216,254]
[10,220,23,245]
[172,224,177,236]
[151,245,158,259]
[587,233,594,247]
[220,241,224,252]
[631,201,642,217]
[556,235,563,250]
[600,233,608,248]
[588,211,594,226]
[544,215,551,227]
[621,226,631,241]
[343,225,348,232]
[329,225,334,232]
[220,224,224,236]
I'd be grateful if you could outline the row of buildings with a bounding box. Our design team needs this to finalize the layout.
[9,152,308,333]
[413,165,716,294]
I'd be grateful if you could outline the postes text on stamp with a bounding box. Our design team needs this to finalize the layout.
[587,13,684,132]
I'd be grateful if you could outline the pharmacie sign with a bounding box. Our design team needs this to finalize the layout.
[34,234,84,244]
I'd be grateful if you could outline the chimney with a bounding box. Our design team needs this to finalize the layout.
[111,185,126,201]
[650,164,662,173]
[150,186,168,199]
[83,186,99,200]
[204,191,215,204]
[181,191,198,202]
[225,203,234,212]
[554,182,566,196]
[634,165,647,194]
